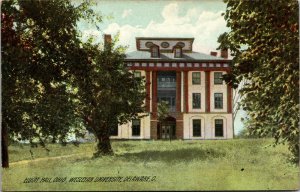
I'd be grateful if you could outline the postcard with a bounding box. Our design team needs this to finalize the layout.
[2,0,299,191]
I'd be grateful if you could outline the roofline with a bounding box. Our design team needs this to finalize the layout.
[136,37,195,42]
[124,59,231,63]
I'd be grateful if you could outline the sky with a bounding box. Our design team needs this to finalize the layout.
[77,0,229,54]
[77,0,245,134]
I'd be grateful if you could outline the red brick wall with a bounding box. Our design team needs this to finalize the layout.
[151,71,157,119]
[145,71,151,112]
[150,120,158,139]
[184,71,189,112]
[205,71,210,112]
[176,71,181,112]
[176,120,184,139]
[227,84,232,113]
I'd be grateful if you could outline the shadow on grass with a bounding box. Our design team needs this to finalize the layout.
[117,147,226,163]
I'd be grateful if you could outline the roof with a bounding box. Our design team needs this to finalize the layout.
[125,51,228,61]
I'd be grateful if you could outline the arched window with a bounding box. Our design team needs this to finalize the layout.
[192,119,201,137]
[215,119,224,137]
[189,116,205,138]
[173,44,183,58]
[174,47,182,58]
[151,45,160,58]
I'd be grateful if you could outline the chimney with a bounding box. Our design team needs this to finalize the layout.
[221,48,228,59]
[210,51,217,57]
[104,34,112,46]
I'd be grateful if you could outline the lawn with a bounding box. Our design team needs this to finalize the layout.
[2,139,299,191]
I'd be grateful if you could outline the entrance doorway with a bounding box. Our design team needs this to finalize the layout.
[158,116,176,139]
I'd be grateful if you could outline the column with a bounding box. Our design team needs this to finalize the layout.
[184,71,189,112]
[227,84,232,113]
[205,71,210,112]
[150,71,157,139]
[176,71,183,139]
[181,71,184,112]
[145,71,151,112]
[176,71,181,112]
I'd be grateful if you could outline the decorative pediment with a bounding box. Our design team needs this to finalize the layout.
[136,37,194,52]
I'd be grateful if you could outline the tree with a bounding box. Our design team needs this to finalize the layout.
[157,101,170,123]
[1,0,100,167]
[74,37,146,156]
[218,0,299,162]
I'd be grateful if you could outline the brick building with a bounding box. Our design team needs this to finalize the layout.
[110,36,233,140]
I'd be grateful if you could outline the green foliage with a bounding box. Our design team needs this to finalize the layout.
[2,0,146,159]
[218,0,299,162]
[157,101,170,122]
[74,38,146,156]
[1,0,100,146]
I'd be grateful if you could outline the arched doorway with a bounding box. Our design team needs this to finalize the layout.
[157,116,176,139]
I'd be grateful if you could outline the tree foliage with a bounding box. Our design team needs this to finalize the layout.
[2,0,146,166]
[157,101,170,123]
[1,0,100,167]
[218,0,299,162]
[75,39,146,156]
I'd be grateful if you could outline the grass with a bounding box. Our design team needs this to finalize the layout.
[2,139,299,191]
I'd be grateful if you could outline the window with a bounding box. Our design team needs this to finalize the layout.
[192,93,201,109]
[193,119,201,137]
[132,119,141,136]
[151,46,159,58]
[214,72,223,84]
[215,119,224,137]
[161,42,170,48]
[192,72,201,84]
[134,71,141,78]
[145,42,154,48]
[174,48,182,58]
[177,42,185,47]
[214,93,223,109]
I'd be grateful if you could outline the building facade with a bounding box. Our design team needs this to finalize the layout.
[111,37,233,140]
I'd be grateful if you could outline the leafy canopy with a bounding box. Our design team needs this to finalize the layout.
[75,37,146,156]
[2,0,101,145]
[218,0,299,162]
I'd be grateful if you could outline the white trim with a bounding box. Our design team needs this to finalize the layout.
[189,115,205,139]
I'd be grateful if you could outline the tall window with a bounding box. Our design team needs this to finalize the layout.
[192,72,201,84]
[214,93,223,109]
[193,119,201,137]
[151,46,159,58]
[132,119,141,136]
[192,93,201,109]
[215,119,223,137]
[174,48,182,58]
[134,71,141,78]
[214,72,223,84]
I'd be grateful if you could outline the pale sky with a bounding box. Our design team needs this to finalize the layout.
[77,0,245,134]
[77,0,229,54]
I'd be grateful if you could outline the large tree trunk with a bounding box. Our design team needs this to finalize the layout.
[2,125,9,168]
[94,134,113,157]
[93,125,113,157]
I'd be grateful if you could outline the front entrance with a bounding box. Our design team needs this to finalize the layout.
[157,116,176,139]
[161,124,176,139]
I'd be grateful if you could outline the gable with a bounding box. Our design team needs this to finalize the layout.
[136,37,194,52]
